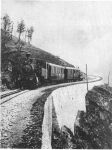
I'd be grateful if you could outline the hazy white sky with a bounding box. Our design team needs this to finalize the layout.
[1,0,112,84]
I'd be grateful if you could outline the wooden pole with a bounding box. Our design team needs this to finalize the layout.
[86,64,88,92]
[108,71,110,86]
[46,62,47,79]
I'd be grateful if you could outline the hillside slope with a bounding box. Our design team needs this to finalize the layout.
[2,33,74,68]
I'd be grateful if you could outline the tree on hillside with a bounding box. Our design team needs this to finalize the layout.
[27,26,34,44]
[17,20,25,43]
[1,14,13,50]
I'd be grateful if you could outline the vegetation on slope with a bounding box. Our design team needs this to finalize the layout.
[52,84,112,149]
[1,14,74,76]
[2,33,74,68]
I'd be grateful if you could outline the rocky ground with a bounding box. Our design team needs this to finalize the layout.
[52,84,112,149]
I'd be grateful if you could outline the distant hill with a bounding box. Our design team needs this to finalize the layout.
[2,33,74,68]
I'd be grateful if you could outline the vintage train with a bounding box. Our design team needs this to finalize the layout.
[2,52,84,89]
[20,55,84,89]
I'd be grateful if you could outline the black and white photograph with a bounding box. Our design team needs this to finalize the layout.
[1,0,112,149]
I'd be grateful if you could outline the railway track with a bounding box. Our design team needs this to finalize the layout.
[0,90,29,105]
[1,89,22,99]
[0,75,102,105]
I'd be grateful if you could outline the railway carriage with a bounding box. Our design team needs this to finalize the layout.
[65,67,74,81]
[73,68,81,81]
[33,59,83,85]
[47,63,65,82]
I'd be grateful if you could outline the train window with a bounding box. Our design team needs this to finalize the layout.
[57,68,59,74]
[54,67,55,75]
[55,67,57,74]
[55,66,57,74]
[52,66,54,74]
[59,68,60,74]
[53,66,54,74]
[57,67,59,74]
[58,68,60,74]
[54,67,55,74]
[56,67,57,73]
[59,68,61,74]
[51,66,53,74]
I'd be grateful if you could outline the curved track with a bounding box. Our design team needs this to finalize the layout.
[74,75,102,84]
[0,90,29,105]
[0,75,102,105]
[1,90,22,99]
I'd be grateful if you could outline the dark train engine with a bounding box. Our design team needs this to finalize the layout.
[21,60,37,89]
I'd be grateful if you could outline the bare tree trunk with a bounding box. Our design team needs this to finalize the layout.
[18,32,21,43]
[108,72,110,85]
[86,64,88,92]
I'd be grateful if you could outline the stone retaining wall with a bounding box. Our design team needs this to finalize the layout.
[42,80,103,148]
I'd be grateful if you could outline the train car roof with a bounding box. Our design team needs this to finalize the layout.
[65,67,75,70]
[46,62,79,70]
[47,62,66,68]
[65,66,79,70]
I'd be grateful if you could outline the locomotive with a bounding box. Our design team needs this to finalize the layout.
[21,55,84,89]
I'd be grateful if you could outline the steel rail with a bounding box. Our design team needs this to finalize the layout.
[0,90,29,105]
[1,90,21,99]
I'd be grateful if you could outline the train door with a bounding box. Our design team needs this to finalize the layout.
[64,68,67,80]
[48,65,51,80]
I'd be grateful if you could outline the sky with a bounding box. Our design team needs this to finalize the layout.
[1,0,112,85]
